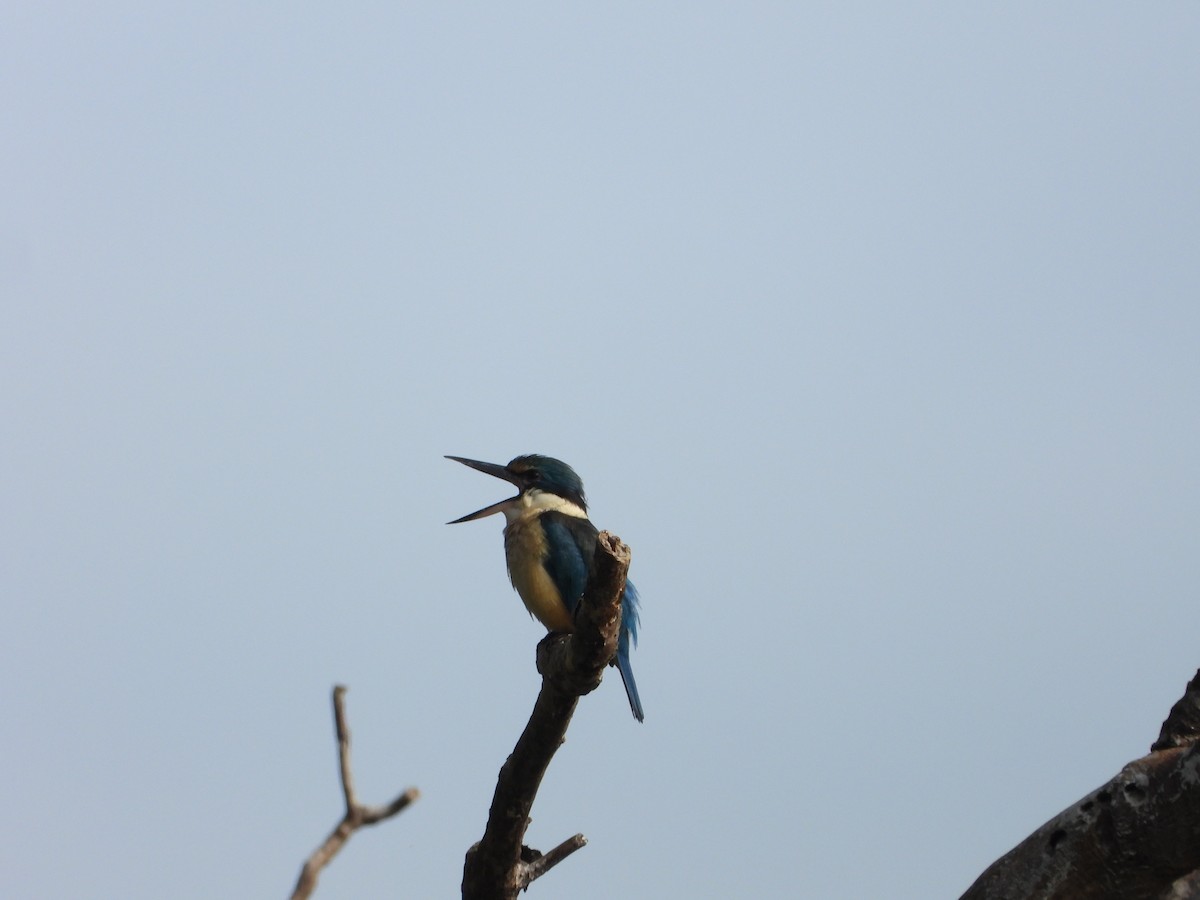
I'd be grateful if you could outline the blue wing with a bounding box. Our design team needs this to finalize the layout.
[539,512,595,617]
[541,511,644,722]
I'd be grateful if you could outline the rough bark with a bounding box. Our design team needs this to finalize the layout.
[961,670,1200,900]
[461,531,630,900]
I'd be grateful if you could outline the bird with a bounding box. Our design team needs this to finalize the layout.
[446,453,644,722]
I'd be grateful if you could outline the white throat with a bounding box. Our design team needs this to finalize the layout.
[502,488,588,524]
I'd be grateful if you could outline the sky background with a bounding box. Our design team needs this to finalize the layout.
[3,4,1198,898]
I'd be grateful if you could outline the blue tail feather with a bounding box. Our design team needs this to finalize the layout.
[617,581,644,722]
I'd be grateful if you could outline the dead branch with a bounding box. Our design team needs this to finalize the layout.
[1154,669,1200,752]
[460,531,630,900]
[291,685,420,900]
[960,669,1200,900]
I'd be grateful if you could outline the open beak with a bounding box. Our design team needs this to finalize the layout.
[446,455,521,523]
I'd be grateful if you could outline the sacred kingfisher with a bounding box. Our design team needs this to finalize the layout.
[447,454,644,722]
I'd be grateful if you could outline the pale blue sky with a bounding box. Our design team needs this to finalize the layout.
[3,4,1198,898]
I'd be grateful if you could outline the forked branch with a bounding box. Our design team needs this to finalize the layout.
[291,686,420,900]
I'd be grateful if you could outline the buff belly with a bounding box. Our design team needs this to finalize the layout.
[504,517,575,633]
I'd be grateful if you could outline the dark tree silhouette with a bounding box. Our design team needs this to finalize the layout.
[961,670,1200,900]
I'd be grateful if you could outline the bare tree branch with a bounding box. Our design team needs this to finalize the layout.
[523,833,589,884]
[291,685,420,900]
[961,669,1200,900]
[461,531,630,900]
